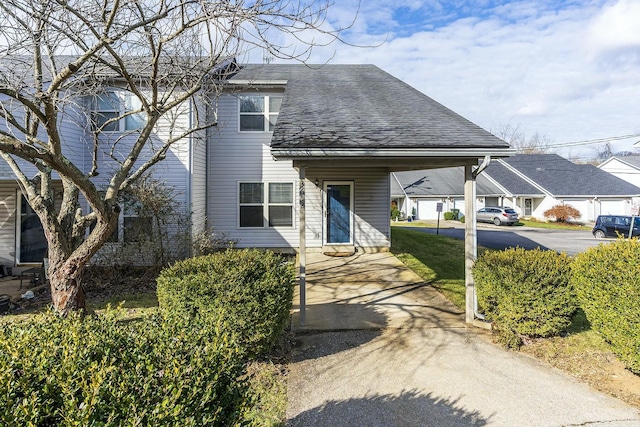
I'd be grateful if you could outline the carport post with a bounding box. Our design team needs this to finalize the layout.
[298,166,306,326]
[464,164,477,324]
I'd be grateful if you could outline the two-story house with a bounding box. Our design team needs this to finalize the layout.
[207,64,512,255]
[1,62,513,273]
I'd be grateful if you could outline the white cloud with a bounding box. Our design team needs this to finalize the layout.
[290,0,640,158]
[588,0,640,54]
[249,1,640,158]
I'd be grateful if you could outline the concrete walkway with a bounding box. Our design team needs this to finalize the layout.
[286,252,640,426]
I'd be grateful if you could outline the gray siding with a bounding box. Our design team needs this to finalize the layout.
[209,92,298,248]
[0,92,85,179]
[209,92,391,250]
[305,168,391,249]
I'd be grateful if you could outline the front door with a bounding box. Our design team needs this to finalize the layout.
[325,182,353,244]
[524,198,532,216]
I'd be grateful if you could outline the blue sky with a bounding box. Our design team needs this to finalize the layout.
[259,0,640,160]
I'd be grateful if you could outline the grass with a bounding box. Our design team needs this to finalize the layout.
[390,226,473,308]
[390,226,640,408]
[518,218,592,230]
[392,218,592,231]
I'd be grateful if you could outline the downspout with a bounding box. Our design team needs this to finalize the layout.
[471,155,491,321]
[187,98,193,257]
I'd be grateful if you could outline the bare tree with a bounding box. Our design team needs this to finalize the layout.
[0,0,350,314]
[493,123,552,154]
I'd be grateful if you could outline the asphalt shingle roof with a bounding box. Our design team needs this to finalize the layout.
[484,161,543,196]
[393,168,503,197]
[500,154,640,196]
[229,64,509,150]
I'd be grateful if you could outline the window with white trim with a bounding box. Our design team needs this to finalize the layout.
[238,182,294,228]
[93,91,146,132]
[238,95,282,132]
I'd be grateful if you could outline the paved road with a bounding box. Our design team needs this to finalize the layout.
[407,224,605,255]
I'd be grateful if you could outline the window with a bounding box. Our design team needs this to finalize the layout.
[238,182,294,228]
[239,95,282,132]
[88,199,152,244]
[123,216,153,242]
[18,195,47,264]
[94,91,146,132]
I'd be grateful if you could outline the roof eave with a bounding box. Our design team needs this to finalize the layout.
[271,147,516,159]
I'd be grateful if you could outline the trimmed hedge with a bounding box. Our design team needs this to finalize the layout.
[0,310,248,426]
[156,248,295,357]
[444,211,456,220]
[473,247,576,348]
[572,239,640,374]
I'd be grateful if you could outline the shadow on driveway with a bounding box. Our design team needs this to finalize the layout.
[288,389,490,427]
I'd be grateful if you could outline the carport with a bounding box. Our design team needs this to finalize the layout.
[268,64,514,325]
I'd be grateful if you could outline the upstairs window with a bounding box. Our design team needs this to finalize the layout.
[239,95,282,132]
[94,91,146,132]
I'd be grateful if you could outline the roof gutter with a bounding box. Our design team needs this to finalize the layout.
[272,148,516,159]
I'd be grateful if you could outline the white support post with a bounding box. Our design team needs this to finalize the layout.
[464,164,477,324]
[298,166,306,326]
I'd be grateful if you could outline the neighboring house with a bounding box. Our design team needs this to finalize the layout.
[483,154,640,221]
[391,168,504,220]
[598,155,640,188]
[0,70,205,272]
[1,62,513,272]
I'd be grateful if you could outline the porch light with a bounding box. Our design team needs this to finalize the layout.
[314,179,319,186]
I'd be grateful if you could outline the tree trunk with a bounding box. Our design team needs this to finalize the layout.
[49,257,86,315]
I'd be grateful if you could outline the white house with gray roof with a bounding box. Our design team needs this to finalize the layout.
[391,168,504,220]
[391,154,640,223]
[1,60,515,323]
[483,154,640,221]
[599,155,640,189]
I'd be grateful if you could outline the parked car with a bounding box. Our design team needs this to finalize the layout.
[477,206,519,226]
[592,215,640,238]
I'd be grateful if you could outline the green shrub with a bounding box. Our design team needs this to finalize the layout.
[473,247,576,348]
[572,240,640,374]
[0,310,248,426]
[443,211,455,220]
[391,206,401,220]
[156,249,295,356]
[459,215,465,223]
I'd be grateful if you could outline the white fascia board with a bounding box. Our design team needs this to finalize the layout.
[559,194,640,198]
[227,80,288,86]
[271,147,516,158]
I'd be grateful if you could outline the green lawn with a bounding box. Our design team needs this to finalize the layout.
[390,226,468,309]
[517,218,592,230]
[392,218,592,231]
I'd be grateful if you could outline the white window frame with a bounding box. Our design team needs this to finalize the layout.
[93,90,146,132]
[238,94,283,133]
[237,181,295,228]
